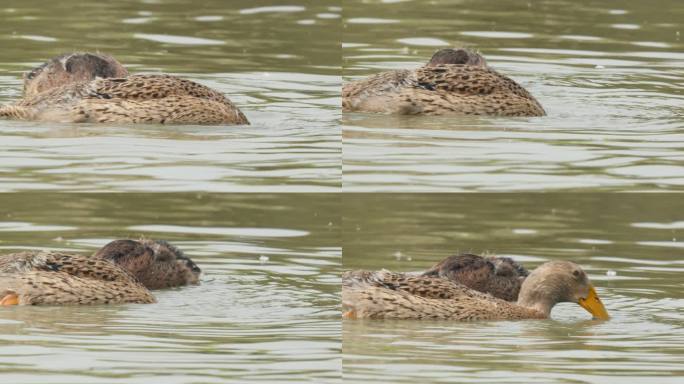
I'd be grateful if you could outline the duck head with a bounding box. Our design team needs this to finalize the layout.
[427,48,488,68]
[23,52,128,98]
[94,239,201,289]
[516,260,609,320]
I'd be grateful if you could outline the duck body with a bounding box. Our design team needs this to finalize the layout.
[0,251,155,305]
[343,270,544,320]
[0,52,249,125]
[343,260,609,321]
[343,48,545,117]
[0,239,201,306]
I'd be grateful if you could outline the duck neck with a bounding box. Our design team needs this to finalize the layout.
[516,295,555,316]
[516,280,563,317]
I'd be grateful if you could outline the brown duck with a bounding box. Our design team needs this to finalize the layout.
[0,52,249,125]
[0,239,200,306]
[342,260,609,321]
[343,48,545,117]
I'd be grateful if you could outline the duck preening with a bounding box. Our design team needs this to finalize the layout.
[0,239,200,306]
[343,255,608,321]
[0,52,249,125]
[343,48,545,117]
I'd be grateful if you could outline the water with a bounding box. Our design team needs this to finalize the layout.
[342,0,684,191]
[0,193,341,383]
[0,0,341,192]
[342,194,684,383]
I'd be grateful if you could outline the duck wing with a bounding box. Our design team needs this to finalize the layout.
[343,269,494,300]
[68,75,246,124]
[412,65,535,98]
[89,75,230,103]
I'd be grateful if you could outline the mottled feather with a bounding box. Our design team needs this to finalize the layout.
[0,251,155,305]
[343,59,545,117]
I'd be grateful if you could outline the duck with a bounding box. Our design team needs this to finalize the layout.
[0,52,249,125]
[342,260,609,321]
[0,239,201,306]
[342,48,545,117]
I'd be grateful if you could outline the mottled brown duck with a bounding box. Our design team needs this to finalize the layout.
[342,260,609,321]
[343,48,545,117]
[0,239,201,306]
[0,52,249,125]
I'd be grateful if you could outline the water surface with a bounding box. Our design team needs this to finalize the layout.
[0,193,341,383]
[0,0,341,192]
[343,0,684,191]
[343,194,684,383]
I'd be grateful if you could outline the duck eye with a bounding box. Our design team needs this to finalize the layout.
[572,269,581,278]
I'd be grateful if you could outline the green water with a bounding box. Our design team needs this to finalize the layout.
[343,194,684,383]
[0,0,341,192]
[0,193,341,383]
[343,0,684,192]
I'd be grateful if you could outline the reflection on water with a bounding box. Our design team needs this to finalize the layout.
[0,193,341,383]
[342,0,684,191]
[0,0,341,192]
[342,194,684,383]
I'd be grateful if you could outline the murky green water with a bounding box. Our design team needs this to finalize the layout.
[343,194,684,383]
[343,0,684,191]
[0,193,340,383]
[0,0,341,192]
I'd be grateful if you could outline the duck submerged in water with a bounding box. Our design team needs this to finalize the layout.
[342,260,609,321]
[0,239,200,306]
[343,48,545,117]
[0,52,249,125]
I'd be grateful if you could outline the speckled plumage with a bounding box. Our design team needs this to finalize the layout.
[0,251,155,305]
[343,48,545,117]
[0,52,249,125]
[0,239,201,306]
[342,270,543,321]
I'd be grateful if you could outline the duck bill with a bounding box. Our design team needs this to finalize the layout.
[578,285,609,320]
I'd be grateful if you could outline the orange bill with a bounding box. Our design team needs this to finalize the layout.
[578,285,609,320]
